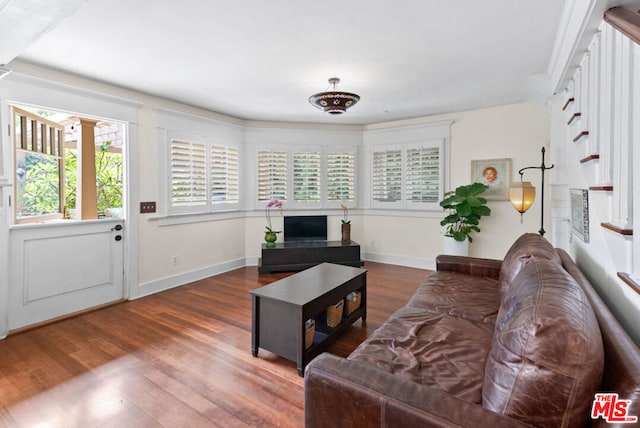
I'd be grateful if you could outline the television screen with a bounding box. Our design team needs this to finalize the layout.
[284,215,327,241]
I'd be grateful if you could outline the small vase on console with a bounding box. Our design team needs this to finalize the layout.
[341,223,351,243]
[341,204,351,243]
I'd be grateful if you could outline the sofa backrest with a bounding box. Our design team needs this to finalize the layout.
[557,249,640,428]
[498,233,561,304]
[483,258,604,427]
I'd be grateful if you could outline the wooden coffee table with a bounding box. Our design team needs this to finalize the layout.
[251,262,367,376]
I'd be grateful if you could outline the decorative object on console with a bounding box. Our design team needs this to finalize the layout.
[341,204,351,242]
[439,182,491,243]
[509,147,554,236]
[264,198,283,248]
[309,77,360,115]
[470,158,512,200]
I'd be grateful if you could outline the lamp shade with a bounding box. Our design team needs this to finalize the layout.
[509,181,536,214]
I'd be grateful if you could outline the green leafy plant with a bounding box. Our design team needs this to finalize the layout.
[439,182,491,243]
[65,142,123,217]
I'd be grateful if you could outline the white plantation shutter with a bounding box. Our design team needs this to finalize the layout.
[327,151,355,202]
[171,139,207,207]
[210,145,239,204]
[257,150,287,202]
[406,146,440,204]
[372,149,402,203]
[293,151,321,202]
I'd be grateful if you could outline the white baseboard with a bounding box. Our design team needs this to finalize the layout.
[134,254,433,301]
[246,256,260,266]
[363,252,435,270]
[134,257,247,299]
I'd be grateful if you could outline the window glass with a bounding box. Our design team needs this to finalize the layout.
[257,149,287,202]
[327,151,355,202]
[372,149,402,203]
[406,146,440,203]
[293,151,321,202]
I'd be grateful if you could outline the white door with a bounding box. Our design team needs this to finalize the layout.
[8,219,124,330]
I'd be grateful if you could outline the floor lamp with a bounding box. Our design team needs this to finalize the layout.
[509,147,554,236]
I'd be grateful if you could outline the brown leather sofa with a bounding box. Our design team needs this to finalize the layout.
[304,233,640,427]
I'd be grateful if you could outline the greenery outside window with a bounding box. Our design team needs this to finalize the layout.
[12,105,125,223]
[13,107,64,222]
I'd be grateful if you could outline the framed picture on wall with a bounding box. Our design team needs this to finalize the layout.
[570,188,589,243]
[470,158,512,200]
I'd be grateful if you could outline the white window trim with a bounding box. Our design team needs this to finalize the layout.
[167,131,240,216]
[255,144,358,210]
[291,145,322,209]
[369,139,445,210]
[405,140,444,211]
[371,144,404,209]
[325,145,357,210]
[365,121,450,212]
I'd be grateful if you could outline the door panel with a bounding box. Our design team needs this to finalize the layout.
[9,219,124,330]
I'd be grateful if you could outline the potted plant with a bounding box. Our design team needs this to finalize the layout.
[439,182,491,254]
[264,198,283,247]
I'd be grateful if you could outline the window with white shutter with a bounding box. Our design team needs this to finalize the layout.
[372,149,402,204]
[406,145,440,205]
[170,139,207,209]
[370,141,443,209]
[169,138,240,214]
[210,145,239,204]
[257,149,287,202]
[293,150,321,203]
[327,150,355,203]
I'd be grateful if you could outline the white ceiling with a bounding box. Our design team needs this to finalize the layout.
[8,0,567,125]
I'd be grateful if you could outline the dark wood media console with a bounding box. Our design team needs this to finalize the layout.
[258,240,363,274]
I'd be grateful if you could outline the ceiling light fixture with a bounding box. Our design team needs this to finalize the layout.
[309,77,360,115]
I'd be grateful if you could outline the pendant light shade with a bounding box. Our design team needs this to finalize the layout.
[509,181,536,214]
[309,77,360,115]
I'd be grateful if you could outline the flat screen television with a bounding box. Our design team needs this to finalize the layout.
[284,215,327,242]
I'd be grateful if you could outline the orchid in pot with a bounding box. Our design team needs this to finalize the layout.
[264,198,283,247]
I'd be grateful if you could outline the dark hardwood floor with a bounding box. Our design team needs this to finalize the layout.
[0,262,429,427]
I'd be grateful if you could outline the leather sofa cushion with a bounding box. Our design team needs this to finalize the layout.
[483,259,604,428]
[499,233,561,304]
[348,305,495,404]
[407,271,500,323]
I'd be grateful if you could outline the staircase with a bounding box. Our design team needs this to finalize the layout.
[550,6,640,342]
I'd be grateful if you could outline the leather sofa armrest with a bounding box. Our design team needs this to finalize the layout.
[304,353,532,428]
[436,255,502,279]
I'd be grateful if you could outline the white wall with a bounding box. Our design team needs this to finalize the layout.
[362,103,551,265]
[0,61,552,334]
